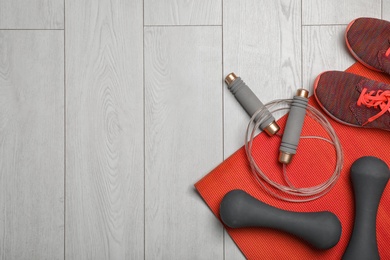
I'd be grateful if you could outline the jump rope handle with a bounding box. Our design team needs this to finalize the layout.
[225,73,309,164]
[225,73,280,136]
[279,89,309,164]
[343,156,390,260]
[220,189,342,250]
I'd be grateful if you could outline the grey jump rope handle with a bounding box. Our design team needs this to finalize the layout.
[225,73,280,136]
[343,156,390,260]
[220,189,342,250]
[278,89,309,164]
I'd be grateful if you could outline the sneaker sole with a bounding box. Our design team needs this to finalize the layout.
[345,18,383,73]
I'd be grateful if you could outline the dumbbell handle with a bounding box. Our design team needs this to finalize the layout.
[343,156,390,260]
[220,190,341,250]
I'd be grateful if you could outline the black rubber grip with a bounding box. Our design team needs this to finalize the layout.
[220,190,341,250]
[343,156,390,260]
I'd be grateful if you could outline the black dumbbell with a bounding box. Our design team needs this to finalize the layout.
[220,189,341,250]
[343,156,390,260]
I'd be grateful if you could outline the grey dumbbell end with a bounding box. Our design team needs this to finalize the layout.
[279,88,309,164]
[220,189,341,250]
[343,156,390,260]
[225,73,280,136]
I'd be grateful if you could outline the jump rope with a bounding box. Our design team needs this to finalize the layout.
[226,73,344,202]
[223,72,389,258]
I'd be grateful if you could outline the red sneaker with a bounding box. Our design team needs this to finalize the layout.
[345,17,390,74]
[314,71,390,131]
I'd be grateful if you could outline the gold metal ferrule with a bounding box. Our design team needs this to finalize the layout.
[264,121,280,136]
[296,88,309,98]
[279,152,294,164]
[225,72,238,85]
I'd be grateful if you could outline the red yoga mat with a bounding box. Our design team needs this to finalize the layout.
[195,62,390,260]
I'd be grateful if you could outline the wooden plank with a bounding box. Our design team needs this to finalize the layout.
[0,0,64,29]
[0,30,64,259]
[65,0,144,259]
[302,25,356,95]
[384,1,390,20]
[223,0,301,259]
[223,0,301,158]
[144,0,222,25]
[302,0,381,25]
[144,26,223,259]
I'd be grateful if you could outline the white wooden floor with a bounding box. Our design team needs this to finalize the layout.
[0,1,388,259]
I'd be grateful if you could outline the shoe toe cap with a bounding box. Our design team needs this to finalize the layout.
[314,71,363,126]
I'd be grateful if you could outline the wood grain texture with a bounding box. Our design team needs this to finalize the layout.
[384,0,390,20]
[223,0,301,156]
[302,0,381,25]
[302,25,355,95]
[65,0,144,259]
[223,0,301,258]
[144,0,222,25]
[0,0,64,29]
[0,31,64,260]
[144,26,223,259]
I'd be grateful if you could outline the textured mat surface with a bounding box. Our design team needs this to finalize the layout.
[195,62,390,260]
